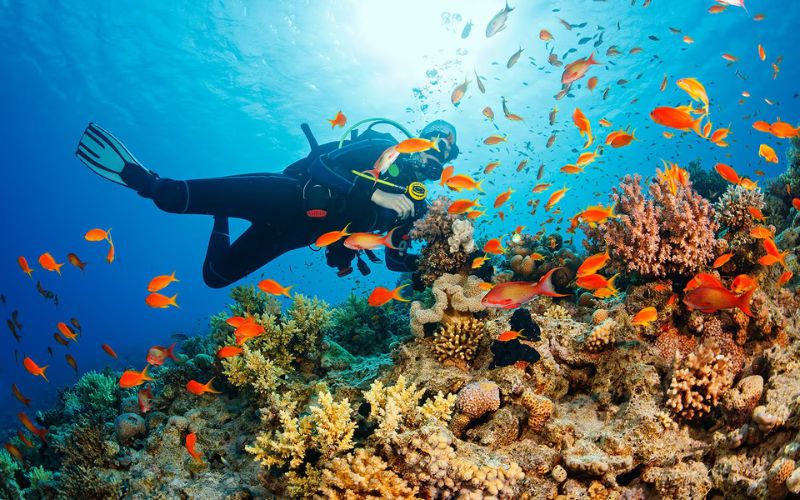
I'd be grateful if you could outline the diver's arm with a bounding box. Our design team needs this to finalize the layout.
[309,139,395,202]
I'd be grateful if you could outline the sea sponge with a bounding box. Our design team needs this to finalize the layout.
[246,389,356,469]
[451,380,501,436]
[520,390,554,431]
[409,273,487,337]
[582,318,616,353]
[715,184,766,232]
[721,375,764,426]
[666,343,734,421]
[431,315,485,369]
[320,448,417,499]
[767,458,795,498]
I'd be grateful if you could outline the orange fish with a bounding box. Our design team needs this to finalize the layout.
[650,107,703,135]
[659,75,668,92]
[257,279,294,297]
[683,35,694,44]
[471,255,490,269]
[483,238,506,255]
[481,268,567,309]
[84,228,112,242]
[38,253,63,275]
[146,343,178,366]
[577,273,617,291]
[532,183,551,193]
[328,111,346,128]
[494,189,514,209]
[579,204,615,224]
[17,430,34,448]
[119,366,155,389]
[396,137,440,154]
[758,144,778,163]
[708,5,726,13]
[605,130,636,148]
[217,346,243,359]
[750,225,774,239]
[598,118,612,127]
[67,253,87,271]
[714,163,741,185]
[101,343,118,359]
[12,383,30,406]
[368,284,409,307]
[632,306,657,326]
[18,412,47,442]
[451,76,470,106]
[684,272,724,292]
[753,13,765,20]
[739,178,759,191]
[576,149,599,167]
[778,271,793,287]
[712,252,733,269]
[23,357,48,382]
[53,333,69,346]
[186,432,203,464]
[186,378,221,396]
[722,53,738,62]
[516,159,528,172]
[439,165,455,187]
[484,161,501,174]
[446,174,483,192]
[539,29,553,41]
[343,228,398,251]
[17,256,34,278]
[752,121,771,133]
[545,187,569,212]
[316,223,352,248]
[572,108,593,148]
[106,239,116,264]
[562,52,599,85]
[758,238,789,268]
[148,272,179,293]
[57,322,79,342]
[482,107,495,120]
[466,210,486,220]
[448,198,481,215]
[560,164,584,174]
[747,207,765,221]
[683,285,755,317]
[577,251,609,277]
[758,44,766,61]
[138,384,154,413]
[145,292,179,309]
[483,135,507,145]
[4,443,24,464]
[769,121,799,139]
[234,321,266,345]
[793,198,800,211]
[730,274,758,294]
[587,76,598,91]
[65,353,78,374]
[497,329,524,342]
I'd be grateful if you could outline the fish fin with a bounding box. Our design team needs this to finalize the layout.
[737,287,756,317]
[382,227,399,250]
[393,284,410,302]
[41,366,49,382]
[283,285,294,298]
[167,342,178,360]
[170,294,180,308]
[341,222,352,236]
[691,115,704,136]
[588,52,599,65]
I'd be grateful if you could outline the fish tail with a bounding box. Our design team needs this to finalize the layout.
[167,342,178,359]
[341,222,351,236]
[607,273,620,294]
[588,51,599,65]
[430,137,441,152]
[393,284,410,302]
[476,180,484,192]
[535,267,568,297]
[171,270,179,282]
[142,365,155,381]
[41,366,48,382]
[737,287,756,317]
[691,115,704,136]
[105,228,112,242]
[382,227,399,250]
[170,294,180,308]
[282,285,294,298]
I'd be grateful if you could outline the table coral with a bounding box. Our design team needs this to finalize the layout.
[590,172,720,278]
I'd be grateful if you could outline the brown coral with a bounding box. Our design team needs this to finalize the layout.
[666,343,734,421]
[582,318,616,353]
[590,172,720,278]
[431,315,484,369]
[519,390,554,431]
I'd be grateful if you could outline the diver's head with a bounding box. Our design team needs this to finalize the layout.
[414,120,459,181]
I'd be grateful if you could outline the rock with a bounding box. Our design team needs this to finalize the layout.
[321,339,356,370]
[119,395,139,414]
[191,353,215,371]
[145,411,168,431]
[115,413,146,444]
[167,415,189,431]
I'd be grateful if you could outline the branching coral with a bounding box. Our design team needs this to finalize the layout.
[0,448,22,500]
[320,449,417,499]
[326,293,410,356]
[56,418,122,498]
[222,343,286,398]
[666,342,734,421]
[409,273,486,337]
[409,196,476,286]
[62,370,119,421]
[246,389,356,469]
[520,390,554,431]
[715,185,765,232]
[431,315,485,369]
[589,172,720,278]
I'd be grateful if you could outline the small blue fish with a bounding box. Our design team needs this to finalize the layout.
[461,20,473,39]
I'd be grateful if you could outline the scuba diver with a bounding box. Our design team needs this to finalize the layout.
[75,118,459,288]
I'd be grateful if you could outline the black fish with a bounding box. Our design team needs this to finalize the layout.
[47,347,53,357]
[461,20,473,39]
[11,310,21,330]
[7,319,21,342]
[648,35,659,41]
[0,294,5,304]
[70,317,82,333]
[594,32,605,47]
[36,281,56,302]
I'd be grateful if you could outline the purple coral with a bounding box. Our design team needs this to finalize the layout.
[591,172,720,278]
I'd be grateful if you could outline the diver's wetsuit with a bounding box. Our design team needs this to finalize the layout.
[144,132,426,288]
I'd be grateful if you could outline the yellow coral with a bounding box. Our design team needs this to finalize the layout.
[245,388,355,470]
[544,304,571,320]
[431,315,485,369]
[520,390,554,431]
[222,344,285,397]
[320,449,417,499]
[666,343,734,421]
[582,318,616,353]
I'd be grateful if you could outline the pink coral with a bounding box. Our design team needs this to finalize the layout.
[591,172,720,278]
[456,380,501,419]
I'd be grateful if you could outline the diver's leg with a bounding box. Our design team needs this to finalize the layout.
[149,173,302,221]
[202,221,309,288]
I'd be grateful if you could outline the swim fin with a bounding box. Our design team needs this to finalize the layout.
[75,122,158,195]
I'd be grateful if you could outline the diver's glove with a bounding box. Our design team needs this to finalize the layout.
[371,189,415,219]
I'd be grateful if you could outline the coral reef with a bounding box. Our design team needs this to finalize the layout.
[715,184,766,232]
[587,172,721,278]
[666,342,734,421]
[409,272,486,337]
[409,196,476,287]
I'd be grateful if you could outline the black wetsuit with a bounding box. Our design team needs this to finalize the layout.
[144,130,426,288]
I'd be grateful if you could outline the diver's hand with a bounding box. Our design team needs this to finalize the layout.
[371,189,414,219]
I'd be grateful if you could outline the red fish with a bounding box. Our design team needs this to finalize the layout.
[67,253,88,271]
[57,322,79,343]
[481,268,567,309]
[328,111,346,128]
[497,329,524,342]
[119,366,155,389]
[186,378,221,396]
[367,284,409,307]
[217,346,243,359]
[138,384,154,413]
[38,253,64,275]
[562,52,600,85]
[632,306,657,326]
[17,430,34,448]
[11,383,30,406]
[23,357,48,382]
[683,286,755,317]
[4,443,24,464]
[18,412,47,441]
[577,251,609,277]
[148,272,179,293]
[18,256,34,278]
[650,107,703,135]
[146,343,178,366]
[712,252,733,269]
[145,293,179,309]
[483,237,506,255]
[186,432,203,464]
[758,238,789,268]
[493,189,514,208]
[101,343,118,359]
[730,274,758,294]
[343,228,398,251]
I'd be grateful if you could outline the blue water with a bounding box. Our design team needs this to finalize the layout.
[0,0,797,434]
